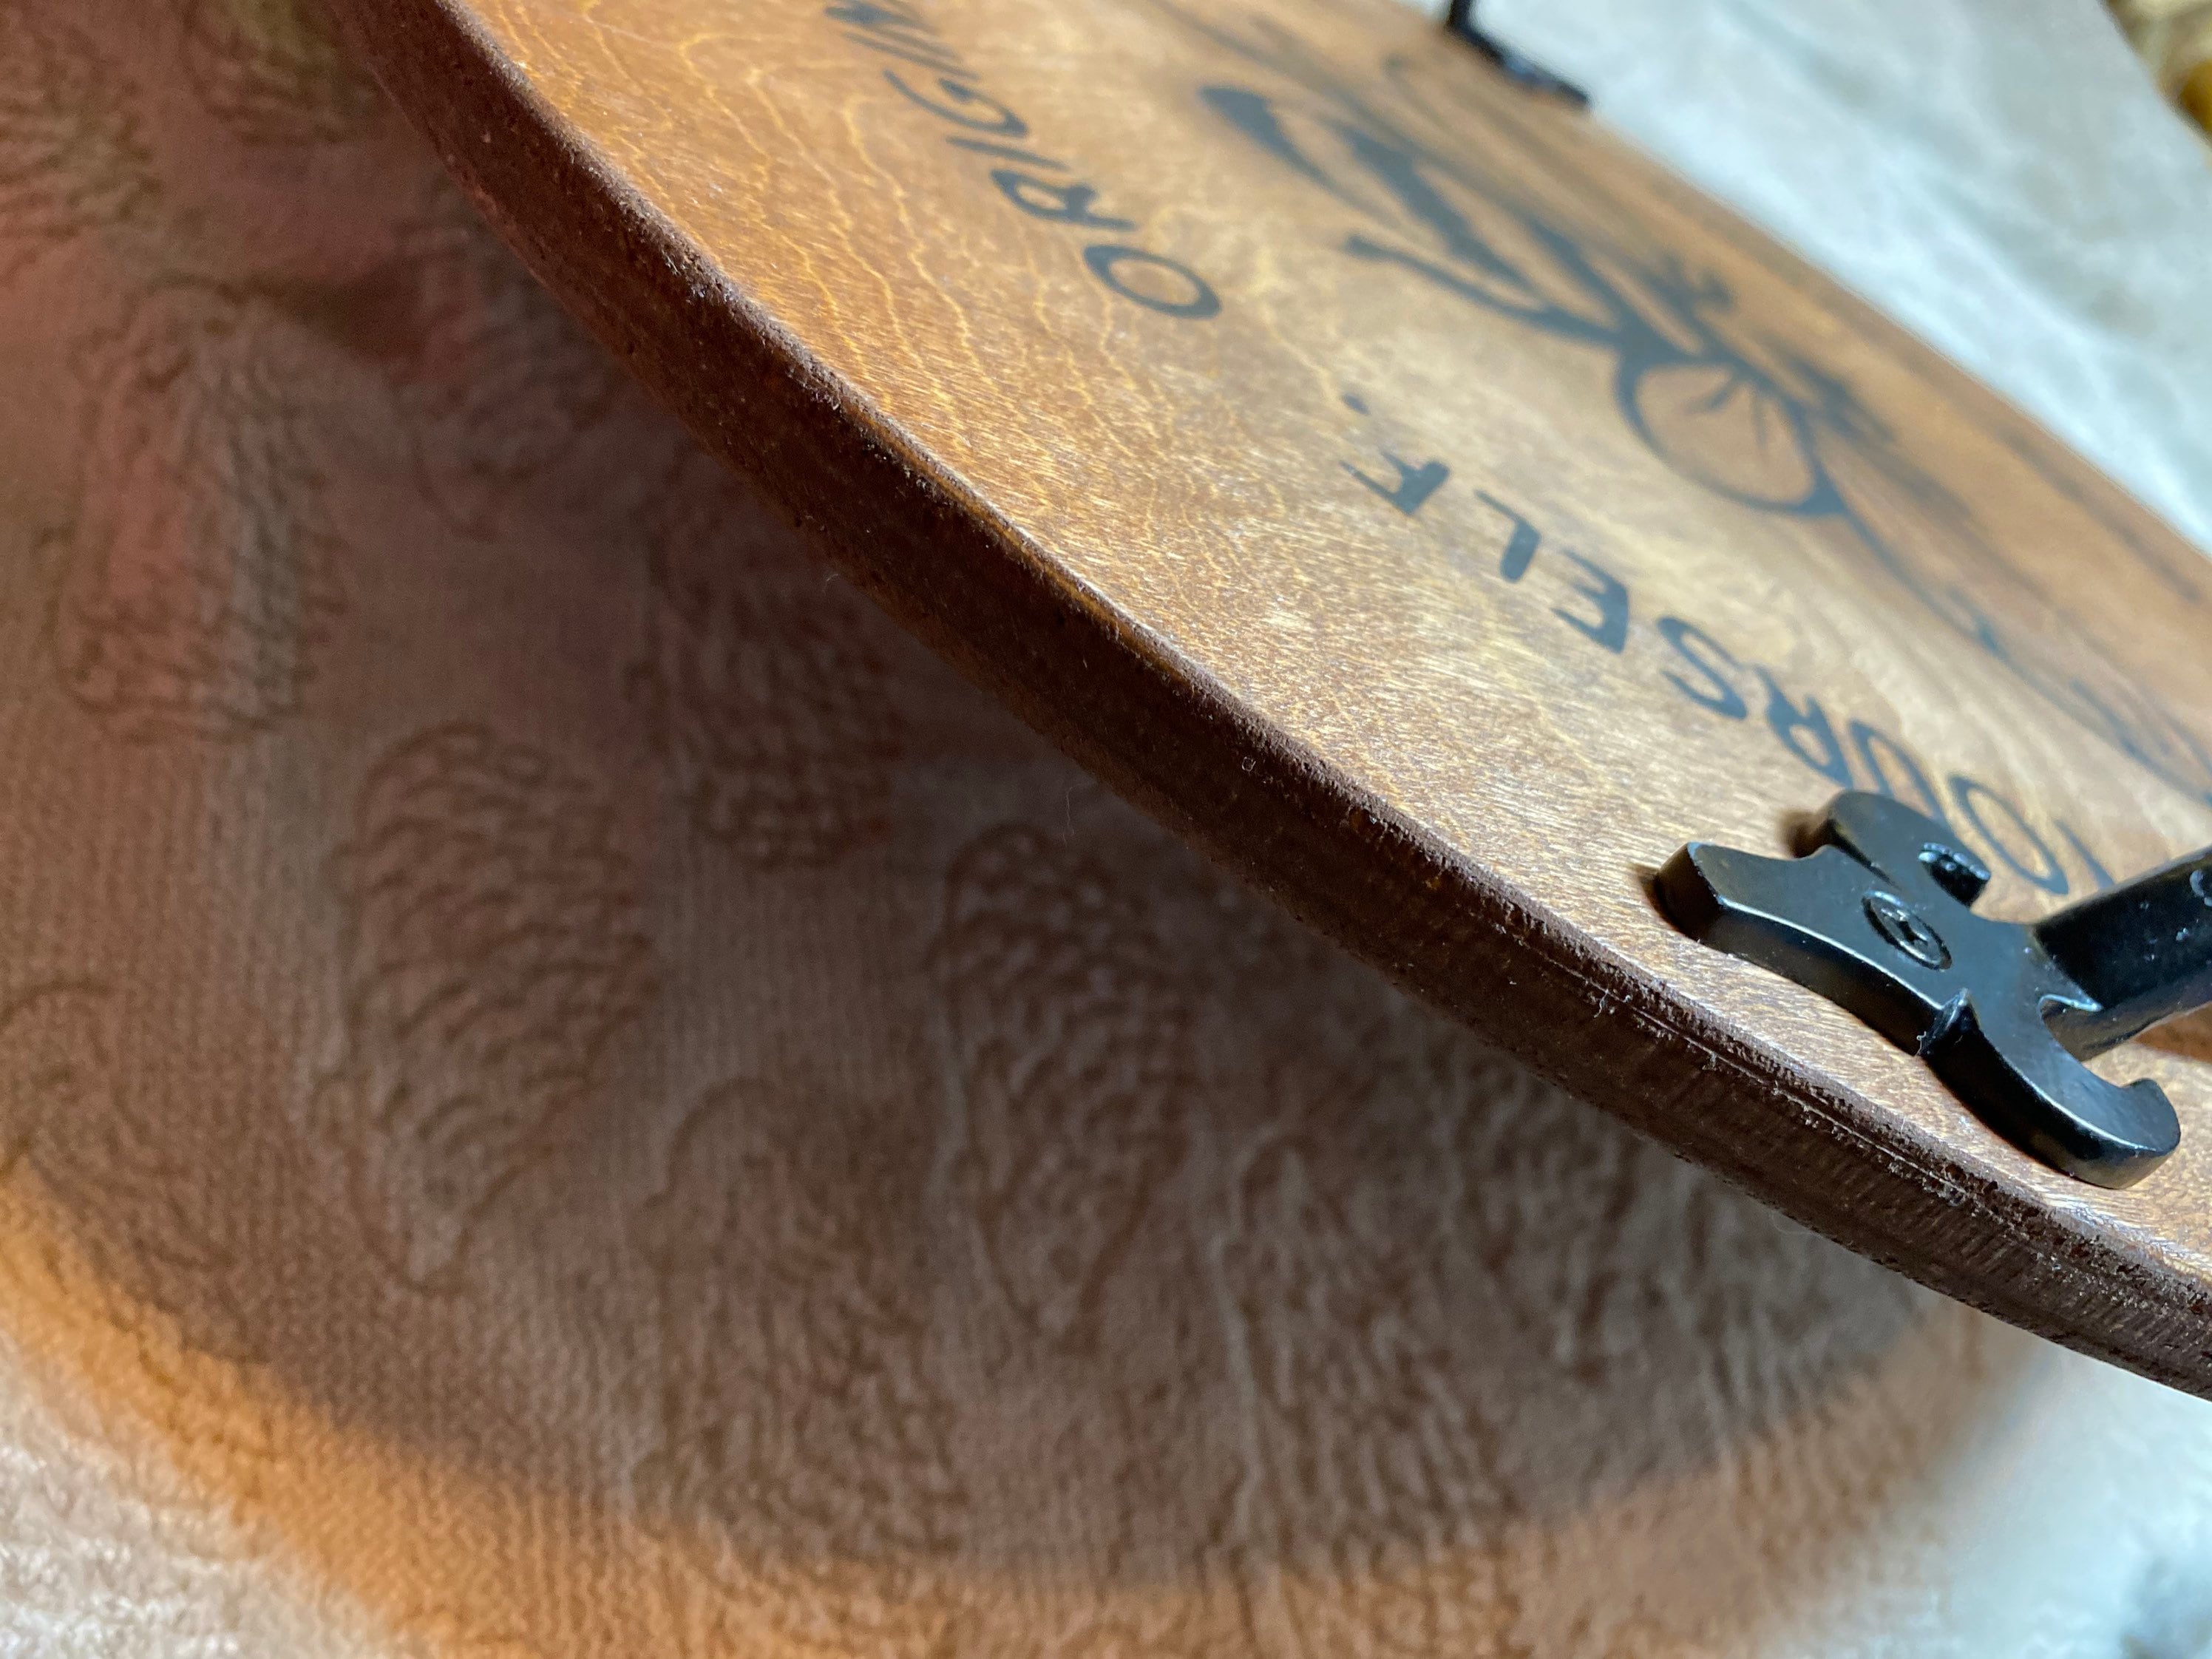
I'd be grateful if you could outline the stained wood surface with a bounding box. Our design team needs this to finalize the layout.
[332,0,2212,1390]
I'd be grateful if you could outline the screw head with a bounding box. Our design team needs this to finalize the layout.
[1920,844,1987,903]
[1864,890,1950,970]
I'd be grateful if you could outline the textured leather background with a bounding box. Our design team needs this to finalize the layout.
[1,1,2211,1655]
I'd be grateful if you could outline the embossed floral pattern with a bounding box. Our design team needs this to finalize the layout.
[0,4,154,279]
[312,725,654,1292]
[937,825,1194,1354]
[0,984,282,1468]
[632,468,906,867]
[50,285,348,739]
[181,0,381,148]
[637,1079,966,1658]
[392,187,628,540]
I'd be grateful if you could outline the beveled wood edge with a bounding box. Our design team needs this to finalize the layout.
[331,0,2212,1395]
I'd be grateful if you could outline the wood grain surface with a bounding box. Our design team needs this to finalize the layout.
[329,0,2212,1390]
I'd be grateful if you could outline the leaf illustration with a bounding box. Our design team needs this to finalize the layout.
[51,285,347,740]
[391,189,628,540]
[0,3,155,279]
[313,723,654,1292]
[0,982,279,1466]
[637,1077,966,1659]
[1217,1053,1520,1659]
[936,825,1194,1355]
[631,469,906,867]
[181,0,381,148]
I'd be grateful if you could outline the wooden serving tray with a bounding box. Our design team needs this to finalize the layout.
[334,0,2212,1389]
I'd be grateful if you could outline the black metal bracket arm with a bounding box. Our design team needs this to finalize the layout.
[1444,0,1590,106]
[1657,792,2212,1189]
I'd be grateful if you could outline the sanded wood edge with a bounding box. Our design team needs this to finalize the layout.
[331,0,2212,1395]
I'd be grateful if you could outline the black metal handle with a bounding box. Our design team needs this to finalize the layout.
[1658,793,2208,1188]
[1444,0,1589,105]
[2036,850,2212,1056]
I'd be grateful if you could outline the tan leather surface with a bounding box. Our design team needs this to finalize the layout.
[2,2,2211,1655]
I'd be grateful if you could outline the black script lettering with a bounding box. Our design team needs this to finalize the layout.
[2055,821,2116,892]
[948,138,1064,168]
[1198,86,1357,205]
[1548,548,1628,654]
[1474,491,1539,583]
[883,69,1023,132]
[845,32,972,76]
[2062,676,2212,813]
[1081,245,1221,318]
[1849,719,1950,829]
[828,0,932,32]
[992,171,1135,230]
[1950,776,2067,895]
[1655,616,1747,720]
[1757,670,1852,787]
[1346,453,1448,517]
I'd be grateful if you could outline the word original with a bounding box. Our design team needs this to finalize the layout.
[830,1,1221,319]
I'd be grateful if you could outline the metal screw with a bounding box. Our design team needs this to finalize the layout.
[1865,890,1950,970]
